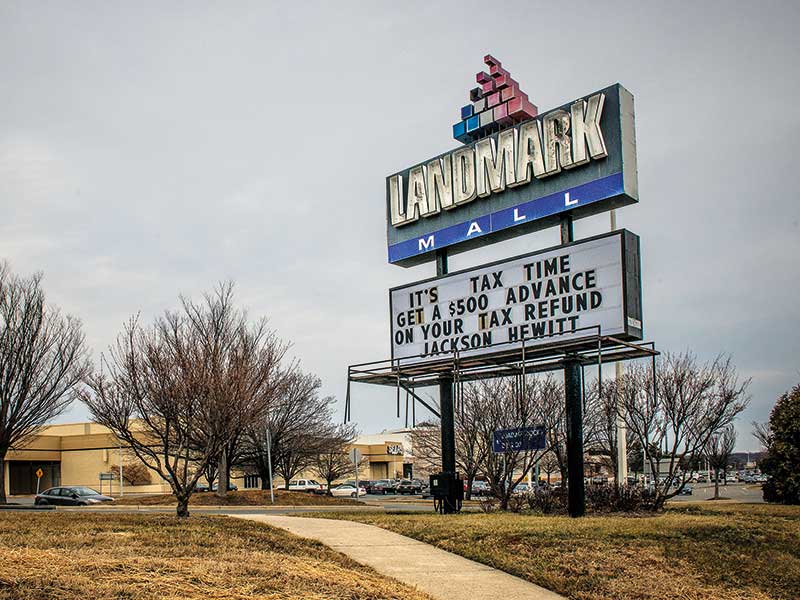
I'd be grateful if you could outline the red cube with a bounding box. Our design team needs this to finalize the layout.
[500,85,515,102]
[494,102,513,126]
[484,54,501,69]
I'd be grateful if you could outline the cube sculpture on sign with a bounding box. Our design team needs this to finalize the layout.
[452,54,538,143]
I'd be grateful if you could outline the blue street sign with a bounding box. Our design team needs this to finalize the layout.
[492,426,546,453]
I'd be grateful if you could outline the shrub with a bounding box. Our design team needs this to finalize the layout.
[585,483,660,513]
[522,487,568,515]
[110,463,152,486]
[760,384,800,505]
[478,497,499,513]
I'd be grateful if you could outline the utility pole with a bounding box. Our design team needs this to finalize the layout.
[119,444,124,497]
[266,429,274,504]
[611,210,628,485]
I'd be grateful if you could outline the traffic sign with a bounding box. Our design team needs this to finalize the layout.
[349,448,362,464]
[35,468,44,479]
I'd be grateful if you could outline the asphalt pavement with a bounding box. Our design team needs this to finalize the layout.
[667,482,764,503]
[4,484,764,514]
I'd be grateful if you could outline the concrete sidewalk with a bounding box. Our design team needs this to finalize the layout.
[233,515,564,600]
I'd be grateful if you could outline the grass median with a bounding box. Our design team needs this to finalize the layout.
[303,503,800,600]
[111,488,358,507]
[0,512,430,600]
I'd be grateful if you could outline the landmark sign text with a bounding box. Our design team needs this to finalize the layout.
[386,83,638,266]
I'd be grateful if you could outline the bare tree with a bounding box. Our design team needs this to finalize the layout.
[83,284,287,517]
[456,384,492,499]
[242,370,337,490]
[539,451,560,485]
[0,262,90,503]
[312,424,357,492]
[620,352,750,508]
[406,385,491,500]
[752,421,771,450]
[538,375,568,484]
[179,284,290,499]
[707,425,737,499]
[477,376,559,510]
[408,421,440,480]
[585,376,636,480]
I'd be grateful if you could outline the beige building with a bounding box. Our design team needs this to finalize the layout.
[3,423,414,497]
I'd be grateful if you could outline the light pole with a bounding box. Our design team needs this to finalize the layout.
[266,429,274,504]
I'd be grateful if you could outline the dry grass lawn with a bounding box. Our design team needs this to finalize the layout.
[306,503,800,600]
[112,488,358,507]
[0,512,429,600]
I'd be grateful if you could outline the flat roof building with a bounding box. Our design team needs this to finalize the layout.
[3,423,415,497]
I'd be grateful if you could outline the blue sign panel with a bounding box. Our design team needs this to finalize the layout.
[388,172,623,263]
[492,426,547,453]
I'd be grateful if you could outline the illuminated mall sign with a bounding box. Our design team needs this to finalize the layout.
[386,79,638,266]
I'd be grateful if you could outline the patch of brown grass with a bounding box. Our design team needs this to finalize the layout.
[112,489,358,507]
[305,503,800,600]
[0,512,429,600]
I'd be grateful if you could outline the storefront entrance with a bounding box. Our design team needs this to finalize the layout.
[8,461,60,495]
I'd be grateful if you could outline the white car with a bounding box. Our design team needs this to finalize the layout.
[329,484,366,498]
[288,479,322,493]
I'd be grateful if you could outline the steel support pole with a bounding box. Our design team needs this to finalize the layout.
[560,214,585,517]
[440,375,456,476]
[436,249,458,513]
[564,357,585,517]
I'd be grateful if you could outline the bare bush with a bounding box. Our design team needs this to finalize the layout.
[110,462,152,486]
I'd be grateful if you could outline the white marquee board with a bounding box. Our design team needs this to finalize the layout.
[389,230,642,365]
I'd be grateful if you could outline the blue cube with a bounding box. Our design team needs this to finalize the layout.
[466,115,480,132]
[453,120,467,139]
[461,105,473,119]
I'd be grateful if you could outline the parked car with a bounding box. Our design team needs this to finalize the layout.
[193,481,210,492]
[288,479,321,492]
[35,486,114,506]
[470,480,491,497]
[395,479,423,495]
[329,484,366,498]
[365,480,396,495]
[381,479,401,494]
[676,485,693,495]
[211,482,238,492]
[513,482,531,494]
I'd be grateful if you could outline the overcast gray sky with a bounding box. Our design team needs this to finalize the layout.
[2,1,798,451]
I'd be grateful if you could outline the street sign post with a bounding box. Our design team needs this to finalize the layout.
[349,448,362,496]
[99,472,114,496]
